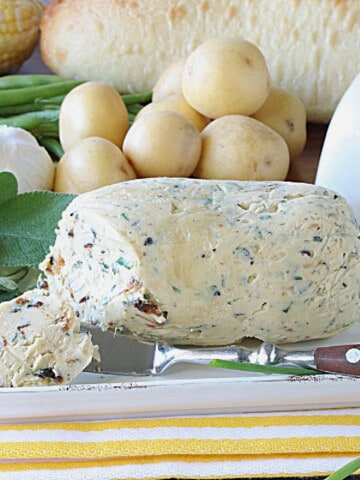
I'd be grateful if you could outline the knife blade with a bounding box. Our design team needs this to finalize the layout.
[83,327,360,376]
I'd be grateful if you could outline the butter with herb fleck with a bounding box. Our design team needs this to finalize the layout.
[0,288,96,387]
[41,178,360,346]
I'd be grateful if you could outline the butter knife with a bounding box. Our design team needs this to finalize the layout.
[84,328,360,376]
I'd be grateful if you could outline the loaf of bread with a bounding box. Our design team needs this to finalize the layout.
[40,178,360,346]
[39,0,360,123]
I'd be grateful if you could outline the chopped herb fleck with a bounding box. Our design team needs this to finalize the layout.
[300,248,313,257]
[116,256,132,269]
[209,285,221,296]
[144,237,154,246]
[313,236,323,242]
[234,246,254,264]
[282,302,293,314]
[294,276,303,280]
[121,213,129,221]
[234,246,251,258]
[172,285,181,293]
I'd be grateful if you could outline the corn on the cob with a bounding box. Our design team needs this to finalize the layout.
[0,0,45,74]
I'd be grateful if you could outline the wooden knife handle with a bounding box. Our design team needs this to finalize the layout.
[314,344,360,375]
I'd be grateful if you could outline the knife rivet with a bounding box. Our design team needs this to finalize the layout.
[345,348,360,364]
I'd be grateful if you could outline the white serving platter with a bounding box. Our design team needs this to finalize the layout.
[1,322,359,424]
[3,47,357,424]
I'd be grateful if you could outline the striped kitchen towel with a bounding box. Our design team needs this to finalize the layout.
[0,407,359,480]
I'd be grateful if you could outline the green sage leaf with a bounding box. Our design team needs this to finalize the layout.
[0,190,75,267]
[0,171,18,205]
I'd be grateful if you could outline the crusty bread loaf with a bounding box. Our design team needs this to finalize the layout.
[40,0,360,123]
[40,178,360,346]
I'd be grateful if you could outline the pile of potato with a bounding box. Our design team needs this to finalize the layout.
[54,37,307,194]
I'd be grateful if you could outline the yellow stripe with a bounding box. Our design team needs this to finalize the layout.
[0,452,352,473]
[1,412,360,431]
[1,436,359,460]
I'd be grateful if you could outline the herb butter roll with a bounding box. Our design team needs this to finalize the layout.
[41,178,360,346]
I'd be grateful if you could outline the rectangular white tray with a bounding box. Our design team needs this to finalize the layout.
[1,322,359,424]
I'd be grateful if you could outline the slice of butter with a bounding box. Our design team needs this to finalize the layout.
[0,288,96,387]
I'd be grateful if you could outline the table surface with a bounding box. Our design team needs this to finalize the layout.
[20,47,328,182]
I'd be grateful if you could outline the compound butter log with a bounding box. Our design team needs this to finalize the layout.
[40,178,360,346]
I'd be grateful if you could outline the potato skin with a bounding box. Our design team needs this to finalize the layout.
[59,81,129,152]
[135,94,210,131]
[252,86,307,161]
[193,115,290,181]
[54,137,136,194]
[123,110,201,178]
[152,57,187,102]
[182,37,271,119]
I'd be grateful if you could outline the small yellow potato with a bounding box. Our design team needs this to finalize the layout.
[251,86,307,161]
[193,115,290,181]
[182,37,271,119]
[135,94,210,131]
[152,56,187,102]
[54,137,136,194]
[59,81,129,152]
[123,110,201,178]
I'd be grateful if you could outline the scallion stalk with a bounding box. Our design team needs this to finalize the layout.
[325,457,360,480]
[209,359,323,376]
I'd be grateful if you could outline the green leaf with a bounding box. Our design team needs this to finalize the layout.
[0,190,76,267]
[209,359,323,376]
[0,171,18,205]
[325,456,360,480]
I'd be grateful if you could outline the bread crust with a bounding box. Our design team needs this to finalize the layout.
[40,0,360,123]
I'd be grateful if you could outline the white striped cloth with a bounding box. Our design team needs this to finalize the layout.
[0,407,359,479]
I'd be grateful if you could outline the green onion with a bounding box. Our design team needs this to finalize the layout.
[209,359,323,376]
[325,457,360,480]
